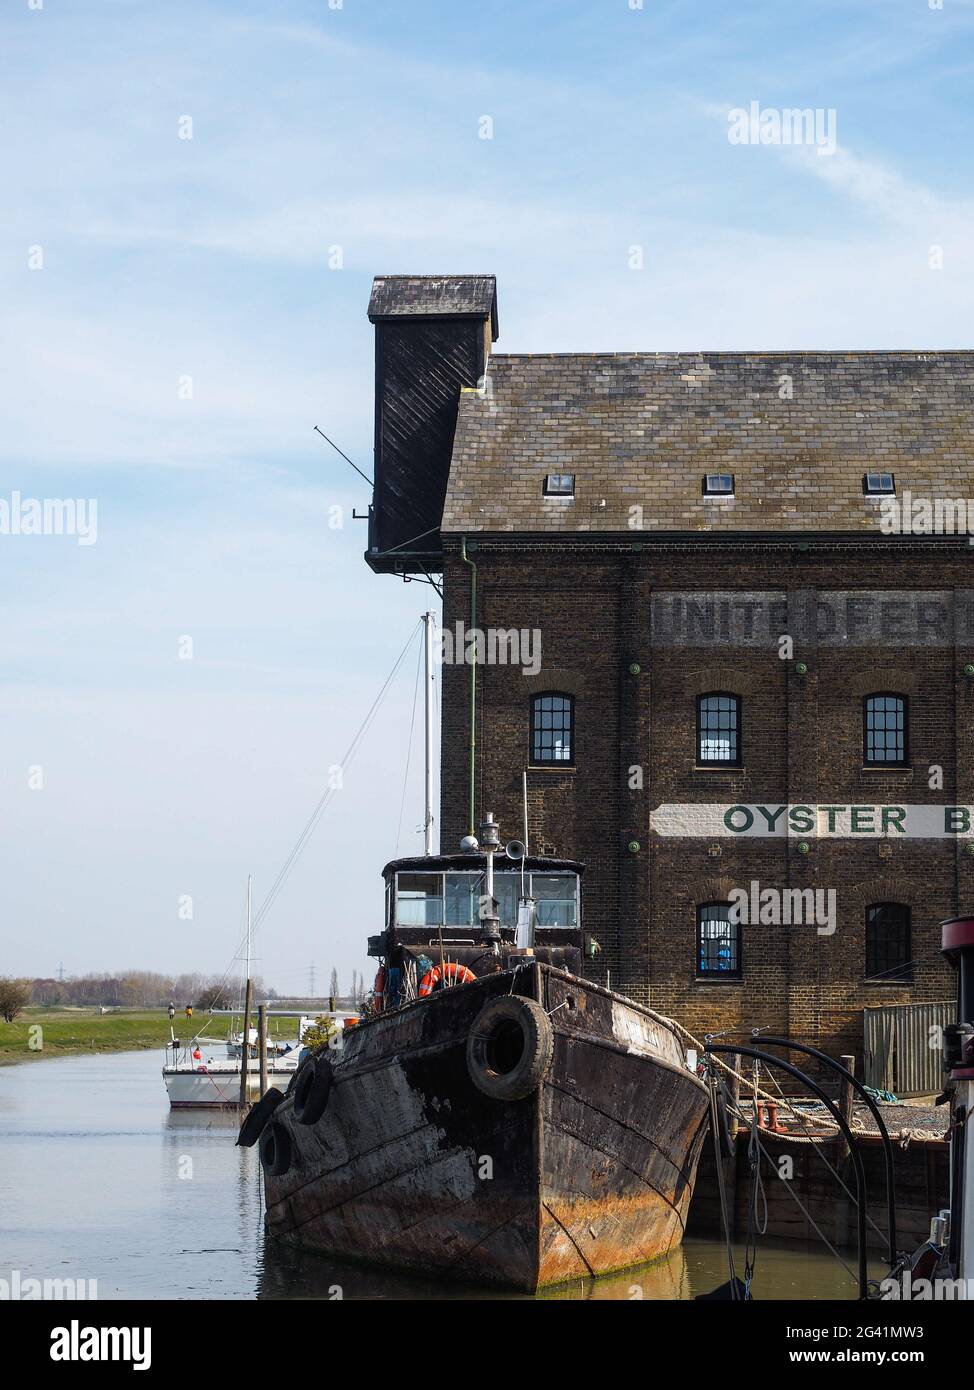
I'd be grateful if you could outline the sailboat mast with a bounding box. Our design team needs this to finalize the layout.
[246,873,252,986]
[423,611,435,856]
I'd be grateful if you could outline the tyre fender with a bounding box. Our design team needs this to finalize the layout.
[465,994,554,1102]
[259,1119,293,1178]
[293,1053,334,1126]
[236,1087,284,1148]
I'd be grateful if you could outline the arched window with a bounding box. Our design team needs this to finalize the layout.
[531,693,574,765]
[697,693,741,766]
[697,902,741,978]
[863,693,908,766]
[865,903,912,983]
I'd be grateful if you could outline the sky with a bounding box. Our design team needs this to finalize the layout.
[1,0,972,992]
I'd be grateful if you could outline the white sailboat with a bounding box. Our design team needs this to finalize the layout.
[162,875,302,1108]
[162,1037,300,1109]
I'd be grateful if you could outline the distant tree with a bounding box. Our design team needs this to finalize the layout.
[329,968,339,1001]
[196,983,225,1012]
[0,978,30,1023]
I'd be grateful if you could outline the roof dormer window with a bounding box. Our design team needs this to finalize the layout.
[864,472,895,495]
[703,473,734,497]
[544,473,575,497]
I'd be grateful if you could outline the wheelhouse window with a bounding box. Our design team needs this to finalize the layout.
[543,473,575,497]
[703,473,734,496]
[532,874,578,927]
[697,693,741,766]
[864,693,908,766]
[866,903,912,983]
[864,472,895,495]
[531,693,573,764]
[395,874,444,927]
[444,873,479,928]
[394,870,578,930]
[697,903,741,978]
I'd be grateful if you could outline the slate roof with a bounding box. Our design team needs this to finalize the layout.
[368,275,498,336]
[442,351,974,535]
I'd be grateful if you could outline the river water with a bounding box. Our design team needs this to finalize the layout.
[0,1049,860,1300]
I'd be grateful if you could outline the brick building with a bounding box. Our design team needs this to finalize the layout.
[365,274,974,1060]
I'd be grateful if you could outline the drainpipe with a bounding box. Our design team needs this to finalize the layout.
[461,536,477,836]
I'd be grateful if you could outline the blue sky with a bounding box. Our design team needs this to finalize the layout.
[1,0,972,990]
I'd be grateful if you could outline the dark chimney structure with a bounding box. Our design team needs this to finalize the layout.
[365,275,498,575]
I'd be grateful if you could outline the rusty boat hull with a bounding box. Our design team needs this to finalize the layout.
[261,963,711,1292]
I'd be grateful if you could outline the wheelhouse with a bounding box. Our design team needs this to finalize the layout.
[369,853,585,962]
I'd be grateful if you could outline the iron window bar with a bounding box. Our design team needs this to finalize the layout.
[697,692,741,766]
[863,693,908,767]
[531,692,574,765]
[697,902,742,978]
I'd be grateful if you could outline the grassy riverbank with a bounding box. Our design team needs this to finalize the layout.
[0,1007,220,1065]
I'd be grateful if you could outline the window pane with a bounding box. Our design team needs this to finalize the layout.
[697,903,740,975]
[865,472,894,494]
[532,695,573,763]
[866,903,911,981]
[492,873,519,928]
[698,694,739,764]
[865,695,906,764]
[444,873,479,927]
[531,873,578,927]
[396,873,443,926]
[705,473,734,494]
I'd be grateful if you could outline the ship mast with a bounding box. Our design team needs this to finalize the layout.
[245,873,252,989]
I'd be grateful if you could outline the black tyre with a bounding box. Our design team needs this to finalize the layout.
[466,995,554,1102]
[293,1053,333,1126]
[259,1119,293,1177]
[236,1087,284,1147]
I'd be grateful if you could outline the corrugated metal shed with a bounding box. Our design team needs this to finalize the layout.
[863,1002,953,1096]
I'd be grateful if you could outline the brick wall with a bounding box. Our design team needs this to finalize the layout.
[439,538,970,1057]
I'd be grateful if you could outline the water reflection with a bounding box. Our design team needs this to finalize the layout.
[255,1238,694,1301]
[0,1050,862,1301]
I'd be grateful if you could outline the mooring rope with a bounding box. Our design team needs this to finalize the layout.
[645,1008,844,1134]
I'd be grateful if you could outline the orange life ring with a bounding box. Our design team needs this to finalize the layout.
[419,963,476,996]
[373,967,387,1012]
